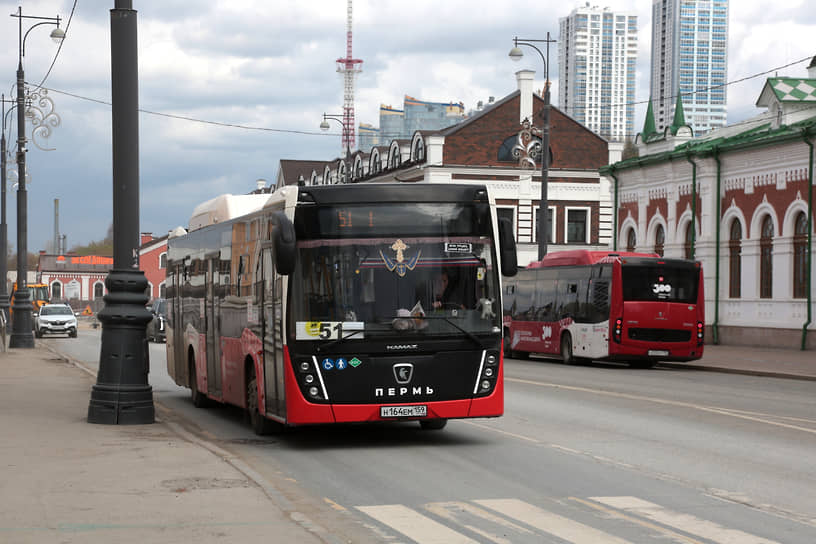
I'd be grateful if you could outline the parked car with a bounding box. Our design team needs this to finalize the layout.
[146,298,167,343]
[34,303,78,338]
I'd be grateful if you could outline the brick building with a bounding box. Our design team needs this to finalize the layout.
[601,60,816,349]
[37,253,112,311]
[139,232,169,301]
[275,70,619,266]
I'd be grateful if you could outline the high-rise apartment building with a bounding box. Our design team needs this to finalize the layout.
[650,0,728,134]
[360,97,466,152]
[558,4,638,142]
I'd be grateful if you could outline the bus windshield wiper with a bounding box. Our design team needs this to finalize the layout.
[316,329,364,353]
[419,315,483,348]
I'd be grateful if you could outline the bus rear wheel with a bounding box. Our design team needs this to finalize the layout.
[560,333,576,365]
[419,419,447,430]
[246,366,283,435]
[189,359,209,408]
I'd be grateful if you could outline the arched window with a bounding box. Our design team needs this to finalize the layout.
[654,224,665,257]
[793,211,808,298]
[760,215,774,298]
[626,228,636,252]
[159,282,167,299]
[728,219,741,298]
[94,282,104,299]
[159,252,167,269]
[684,222,694,259]
[51,281,62,300]
[412,138,425,162]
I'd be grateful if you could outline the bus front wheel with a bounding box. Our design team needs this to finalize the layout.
[246,365,283,435]
[560,333,576,365]
[419,419,447,430]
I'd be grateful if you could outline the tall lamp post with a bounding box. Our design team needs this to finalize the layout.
[9,7,65,349]
[87,0,154,425]
[320,113,351,182]
[1,95,15,323]
[509,33,556,260]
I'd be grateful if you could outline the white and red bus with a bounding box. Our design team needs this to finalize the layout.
[502,250,704,368]
[165,183,517,434]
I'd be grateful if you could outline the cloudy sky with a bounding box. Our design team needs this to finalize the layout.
[0,0,813,253]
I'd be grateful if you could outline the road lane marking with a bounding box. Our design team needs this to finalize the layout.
[461,420,542,443]
[506,377,816,435]
[475,498,634,543]
[591,496,781,544]
[356,504,478,543]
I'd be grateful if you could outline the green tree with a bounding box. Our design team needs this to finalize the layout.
[69,224,113,256]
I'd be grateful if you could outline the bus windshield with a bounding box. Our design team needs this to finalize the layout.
[290,202,501,339]
[621,261,699,304]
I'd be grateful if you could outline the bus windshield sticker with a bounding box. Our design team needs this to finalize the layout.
[380,239,420,277]
[445,242,472,253]
[296,321,365,340]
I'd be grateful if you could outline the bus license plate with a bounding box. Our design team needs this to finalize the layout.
[380,405,427,418]
[648,350,669,356]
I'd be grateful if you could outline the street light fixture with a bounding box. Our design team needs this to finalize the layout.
[510,33,556,260]
[320,113,351,182]
[87,0,154,425]
[9,7,64,349]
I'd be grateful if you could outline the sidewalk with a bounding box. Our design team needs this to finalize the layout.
[0,345,332,544]
[662,343,816,380]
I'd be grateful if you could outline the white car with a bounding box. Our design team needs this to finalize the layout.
[34,303,78,338]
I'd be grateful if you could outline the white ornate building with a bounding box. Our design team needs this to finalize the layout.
[602,59,816,349]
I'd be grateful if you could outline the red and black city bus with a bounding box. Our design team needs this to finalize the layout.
[165,183,517,434]
[502,250,704,368]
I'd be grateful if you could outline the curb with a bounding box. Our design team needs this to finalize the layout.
[658,362,816,381]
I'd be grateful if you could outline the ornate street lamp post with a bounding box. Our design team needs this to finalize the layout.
[9,7,65,349]
[1,96,15,324]
[320,113,351,182]
[87,0,154,424]
[509,33,556,260]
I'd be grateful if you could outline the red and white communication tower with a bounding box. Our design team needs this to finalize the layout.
[336,0,362,154]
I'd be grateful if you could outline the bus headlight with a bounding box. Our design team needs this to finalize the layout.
[304,374,314,384]
[299,361,311,372]
[309,386,320,397]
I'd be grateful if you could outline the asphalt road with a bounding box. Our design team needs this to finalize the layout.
[49,330,816,543]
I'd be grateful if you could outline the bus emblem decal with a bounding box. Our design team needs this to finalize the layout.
[393,363,414,384]
[380,239,420,277]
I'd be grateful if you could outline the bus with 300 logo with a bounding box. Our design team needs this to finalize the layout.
[502,250,704,368]
[165,182,517,434]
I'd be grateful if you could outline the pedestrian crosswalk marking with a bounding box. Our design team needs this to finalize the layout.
[356,504,478,544]
[355,496,788,544]
[591,496,781,544]
[424,501,534,544]
[476,498,634,544]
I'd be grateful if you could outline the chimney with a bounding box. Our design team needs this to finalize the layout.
[516,70,535,124]
[140,232,153,245]
[255,178,267,192]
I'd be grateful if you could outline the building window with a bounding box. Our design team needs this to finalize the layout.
[159,252,167,269]
[51,281,62,300]
[534,206,555,244]
[728,219,741,298]
[760,215,774,299]
[654,224,665,257]
[159,282,167,299]
[566,208,589,244]
[793,211,808,298]
[684,222,694,259]
[94,282,104,299]
[626,228,636,252]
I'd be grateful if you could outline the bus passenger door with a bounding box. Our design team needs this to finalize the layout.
[261,246,285,419]
[206,257,222,397]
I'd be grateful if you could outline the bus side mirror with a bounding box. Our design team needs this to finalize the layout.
[274,211,296,276]
[498,217,518,277]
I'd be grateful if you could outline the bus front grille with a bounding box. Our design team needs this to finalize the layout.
[628,328,691,343]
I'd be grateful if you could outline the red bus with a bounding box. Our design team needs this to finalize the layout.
[502,250,704,368]
[165,183,517,434]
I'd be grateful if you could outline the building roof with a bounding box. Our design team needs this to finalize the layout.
[277,159,331,186]
[39,254,113,273]
[757,78,816,106]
